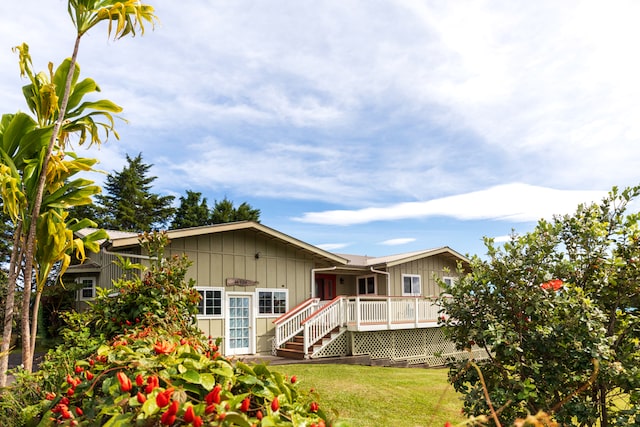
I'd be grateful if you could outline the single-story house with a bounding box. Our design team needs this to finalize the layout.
[66,221,478,365]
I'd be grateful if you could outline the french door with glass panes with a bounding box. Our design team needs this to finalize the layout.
[225,293,254,355]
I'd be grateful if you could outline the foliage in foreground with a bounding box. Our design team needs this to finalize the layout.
[440,186,640,426]
[0,232,337,427]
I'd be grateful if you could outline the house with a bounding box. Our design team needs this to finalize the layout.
[65,221,478,365]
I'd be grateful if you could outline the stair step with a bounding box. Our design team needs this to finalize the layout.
[284,341,305,351]
[276,348,306,360]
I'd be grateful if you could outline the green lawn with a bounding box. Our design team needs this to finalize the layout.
[272,364,466,427]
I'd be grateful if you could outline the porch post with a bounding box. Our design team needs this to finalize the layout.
[303,322,310,357]
[387,297,392,329]
[414,298,419,327]
[355,296,361,330]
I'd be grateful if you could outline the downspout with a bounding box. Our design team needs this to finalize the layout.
[310,266,337,298]
[370,267,390,295]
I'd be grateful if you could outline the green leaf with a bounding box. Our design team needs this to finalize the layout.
[221,412,252,427]
[180,369,201,384]
[199,373,216,390]
[102,413,134,427]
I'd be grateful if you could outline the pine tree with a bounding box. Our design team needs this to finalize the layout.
[210,197,260,224]
[171,190,211,229]
[96,153,175,231]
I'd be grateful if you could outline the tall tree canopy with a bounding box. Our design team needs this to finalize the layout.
[211,197,260,224]
[96,153,175,232]
[170,190,211,229]
[171,192,261,229]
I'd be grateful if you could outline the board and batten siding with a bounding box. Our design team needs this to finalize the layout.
[163,229,320,355]
[387,254,459,297]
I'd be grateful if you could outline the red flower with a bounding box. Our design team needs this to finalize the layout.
[193,416,203,427]
[154,341,177,355]
[85,371,94,381]
[45,392,56,401]
[183,405,196,423]
[145,375,159,394]
[240,397,250,412]
[67,388,75,397]
[135,374,144,387]
[156,388,174,408]
[205,404,216,415]
[444,422,453,427]
[205,384,222,405]
[541,279,563,291]
[290,375,297,384]
[256,410,263,420]
[271,396,280,412]
[137,392,147,404]
[310,401,319,412]
[75,407,83,416]
[160,411,176,426]
[74,365,83,374]
[116,372,132,392]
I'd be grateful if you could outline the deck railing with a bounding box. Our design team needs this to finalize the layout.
[346,296,443,329]
[300,296,346,356]
[274,295,446,356]
[273,297,321,349]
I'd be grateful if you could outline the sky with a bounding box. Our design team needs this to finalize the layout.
[1,1,639,258]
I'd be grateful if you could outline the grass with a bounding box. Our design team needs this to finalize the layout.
[272,364,466,427]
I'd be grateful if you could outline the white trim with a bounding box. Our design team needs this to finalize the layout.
[225,292,255,356]
[77,277,96,300]
[255,288,289,318]
[356,275,377,295]
[402,274,422,296]
[195,287,225,319]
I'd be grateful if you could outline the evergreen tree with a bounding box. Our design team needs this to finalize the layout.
[210,197,260,224]
[171,190,211,229]
[96,153,175,232]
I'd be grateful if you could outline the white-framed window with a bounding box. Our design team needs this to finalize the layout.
[402,274,422,296]
[257,288,288,316]
[357,275,377,295]
[78,277,96,300]
[442,276,456,287]
[196,287,224,318]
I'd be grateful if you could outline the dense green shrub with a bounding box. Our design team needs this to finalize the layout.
[440,186,640,426]
[0,231,338,427]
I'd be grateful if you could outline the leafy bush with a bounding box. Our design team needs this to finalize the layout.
[0,231,338,427]
[440,186,640,426]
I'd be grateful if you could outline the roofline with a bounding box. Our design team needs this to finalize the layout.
[372,246,470,268]
[108,221,349,265]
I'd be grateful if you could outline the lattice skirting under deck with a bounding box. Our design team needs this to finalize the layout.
[350,328,488,366]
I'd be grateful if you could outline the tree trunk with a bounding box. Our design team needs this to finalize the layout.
[20,244,33,372]
[0,224,23,387]
[20,34,82,372]
[29,289,42,365]
[599,384,608,427]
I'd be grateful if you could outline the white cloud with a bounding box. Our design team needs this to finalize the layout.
[315,243,350,251]
[294,184,607,226]
[380,238,416,246]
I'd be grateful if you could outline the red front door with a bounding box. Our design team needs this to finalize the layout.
[315,274,336,301]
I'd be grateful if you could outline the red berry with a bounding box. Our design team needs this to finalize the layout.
[271,396,279,412]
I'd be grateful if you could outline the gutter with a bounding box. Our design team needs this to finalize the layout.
[310,266,337,298]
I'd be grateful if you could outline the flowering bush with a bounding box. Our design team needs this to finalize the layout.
[439,186,640,426]
[1,231,338,426]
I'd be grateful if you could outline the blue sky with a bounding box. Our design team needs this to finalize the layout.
[1,1,639,258]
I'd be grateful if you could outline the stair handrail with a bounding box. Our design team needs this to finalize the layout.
[273,297,320,349]
[301,296,347,356]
